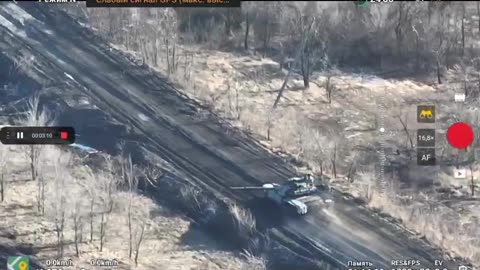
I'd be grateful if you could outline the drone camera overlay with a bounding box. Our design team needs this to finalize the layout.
[0,1,479,270]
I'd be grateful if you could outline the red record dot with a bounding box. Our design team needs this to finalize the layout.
[446,122,474,149]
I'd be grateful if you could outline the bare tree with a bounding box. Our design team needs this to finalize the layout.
[226,80,242,120]
[471,58,480,96]
[301,129,332,176]
[132,198,151,265]
[98,156,118,251]
[22,95,52,215]
[468,163,476,197]
[183,50,195,81]
[460,62,469,96]
[0,145,7,202]
[316,137,331,176]
[356,170,376,203]
[122,154,138,259]
[434,39,444,84]
[72,197,84,257]
[325,72,335,104]
[266,108,274,141]
[397,114,414,160]
[299,2,321,89]
[346,150,360,183]
[460,2,466,58]
[477,1,480,35]
[134,219,147,266]
[81,166,98,243]
[467,111,480,197]
[30,145,43,213]
[273,15,316,108]
[242,2,256,50]
[393,2,412,57]
[162,9,179,75]
[71,177,87,257]
[433,21,452,84]
[219,8,241,37]
[412,25,420,70]
[253,2,281,58]
[331,142,337,178]
[47,152,73,258]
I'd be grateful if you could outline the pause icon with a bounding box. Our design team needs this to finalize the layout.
[16,132,24,139]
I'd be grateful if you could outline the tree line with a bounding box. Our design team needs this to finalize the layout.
[71,2,476,82]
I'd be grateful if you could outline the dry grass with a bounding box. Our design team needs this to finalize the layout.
[179,184,265,255]
[347,169,480,263]
[228,203,257,243]
[10,52,35,78]
[368,190,480,263]
[179,184,219,225]
[20,94,53,126]
[240,250,267,270]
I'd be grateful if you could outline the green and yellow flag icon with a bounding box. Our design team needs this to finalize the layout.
[7,256,29,270]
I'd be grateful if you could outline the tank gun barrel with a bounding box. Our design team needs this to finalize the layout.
[230,186,268,190]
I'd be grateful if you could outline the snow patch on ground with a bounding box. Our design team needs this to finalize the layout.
[64,72,76,82]
[138,113,150,122]
[77,22,89,28]
[43,29,54,35]
[69,143,98,154]
[79,97,90,106]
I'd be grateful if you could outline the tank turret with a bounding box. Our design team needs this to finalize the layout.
[231,174,330,215]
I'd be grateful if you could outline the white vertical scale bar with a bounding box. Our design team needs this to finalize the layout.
[378,91,386,196]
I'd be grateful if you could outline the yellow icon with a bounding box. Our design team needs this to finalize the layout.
[19,261,28,270]
[419,109,433,119]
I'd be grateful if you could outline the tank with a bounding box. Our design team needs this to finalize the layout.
[231,174,332,215]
